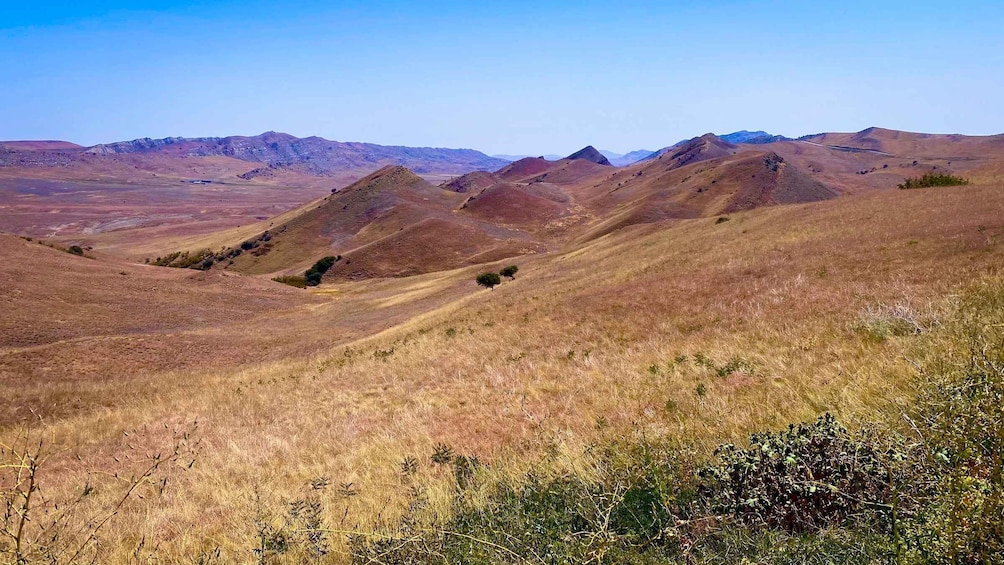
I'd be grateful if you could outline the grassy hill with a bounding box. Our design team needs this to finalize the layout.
[2,170,1002,561]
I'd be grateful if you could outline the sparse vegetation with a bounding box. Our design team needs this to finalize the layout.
[272,275,307,288]
[1,421,198,564]
[151,249,216,269]
[65,245,84,256]
[898,172,969,189]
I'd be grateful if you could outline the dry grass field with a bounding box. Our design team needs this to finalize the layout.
[3,167,1002,561]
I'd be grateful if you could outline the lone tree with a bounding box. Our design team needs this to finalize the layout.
[476,272,501,290]
[500,265,519,280]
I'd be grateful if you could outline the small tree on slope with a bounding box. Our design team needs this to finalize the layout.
[476,272,501,290]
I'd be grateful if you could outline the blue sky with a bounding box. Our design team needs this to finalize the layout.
[2,1,1002,154]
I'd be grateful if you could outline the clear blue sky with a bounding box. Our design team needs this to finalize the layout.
[2,1,1002,155]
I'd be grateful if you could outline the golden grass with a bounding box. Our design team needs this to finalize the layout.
[3,181,1003,562]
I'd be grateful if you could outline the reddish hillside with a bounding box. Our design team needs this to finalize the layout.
[651,133,738,170]
[181,166,545,279]
[323,217,540,280]
[440,170,499,193]
[523,158,611,185]
[459,181,572,227]
[496,157,556,182]
[799,127,1004,157]
[575,148,838,239]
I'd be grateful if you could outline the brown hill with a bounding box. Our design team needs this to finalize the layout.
[800,127,1004,159]
[496,157,556,182]
[575,148,838,239]
[523,158,612,185]
[656,133,738,169]
[756,127,1004,193]
[439,170,499,193]
[0,140,84,151]
[565,145,612,166]
[458,181,573,228]
[196,166,540,279]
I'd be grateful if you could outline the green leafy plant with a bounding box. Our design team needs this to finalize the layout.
[698,414,897,533]
[500,265,519,280]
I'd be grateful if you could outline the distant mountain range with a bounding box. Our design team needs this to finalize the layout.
[494,131,790,168]
[492,154,564,162]
[0,131,509,176]
[719,130,790,144]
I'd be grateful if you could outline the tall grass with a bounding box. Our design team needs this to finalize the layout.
[348,278,1004,564]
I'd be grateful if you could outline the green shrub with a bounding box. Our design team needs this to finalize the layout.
[476,272,501,290]
[500,265,519,279]
[899,282,1004,563]
[898,172,969,189]
[698,414,897,534]
[304,255,340,286]
[351,440,692,564]
[304,270,323,287]
[66,245,84,256]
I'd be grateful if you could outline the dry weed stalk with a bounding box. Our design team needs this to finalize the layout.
[1,417,199,564]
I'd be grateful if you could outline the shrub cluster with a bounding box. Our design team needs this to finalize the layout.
[476,265,518,290]
[698,413,897,533]
[272,255,342,288]
[151,249,216,269]
[149,227,288,270]
[898,172,969,189]
[305,255,340,286]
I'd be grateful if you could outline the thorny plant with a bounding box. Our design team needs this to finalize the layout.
[1,416,199,564]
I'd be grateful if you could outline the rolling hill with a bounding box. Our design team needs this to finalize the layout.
[123,128,1004,281]
[199,166,544,279]
[3,165,1003,561]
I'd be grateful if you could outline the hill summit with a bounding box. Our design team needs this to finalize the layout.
[565,145,612,166]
